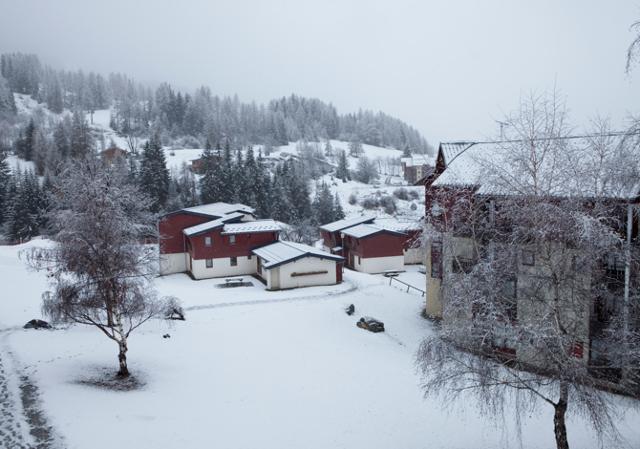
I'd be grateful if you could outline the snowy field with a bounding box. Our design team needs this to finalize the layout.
[1,240,639,449]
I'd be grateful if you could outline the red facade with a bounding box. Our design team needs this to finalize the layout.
[159,213,211,254]
[321,230,344,255]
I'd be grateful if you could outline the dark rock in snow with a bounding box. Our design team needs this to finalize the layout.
[357,317,385,333]
[23,319,52,330]
[345,304,355,316]
[162,334,171,339]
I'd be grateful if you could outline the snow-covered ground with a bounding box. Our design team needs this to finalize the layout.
[1,240,639,449]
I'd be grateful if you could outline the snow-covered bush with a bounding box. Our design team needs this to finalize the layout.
[380,195,397,215]
[393,187,410,200]
[361,197,379,209]
[164,296,185,321]
[348,193,358,205]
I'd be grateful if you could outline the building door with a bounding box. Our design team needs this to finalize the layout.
[336,263,343,283]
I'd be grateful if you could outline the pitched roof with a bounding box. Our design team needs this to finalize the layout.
[319,215,376,233]
[252,241,343,269]
[401,154,435,167]
[221,220,283,235]
[181,202,255,218]
[341,223,407,239]
[182,213,245,237]
[433,137,640,200]
[373,218,423,232]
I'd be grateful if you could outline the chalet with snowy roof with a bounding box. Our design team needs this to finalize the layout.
[423,137,640,370]
[401,154,435,185]
[159,202,268,279]
[319,215,376,255]
[320,216,424,273]
[252,241,344,290]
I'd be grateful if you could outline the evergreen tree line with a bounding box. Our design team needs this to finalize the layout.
[0,152,49,242]
[0,53,432,153]
[10,111,94,176]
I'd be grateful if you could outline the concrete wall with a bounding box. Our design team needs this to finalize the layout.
[190,255,257,280]
[353,255,404,274]
[263,257,337,290]
[404,247,425,265]
[159,252,188,275]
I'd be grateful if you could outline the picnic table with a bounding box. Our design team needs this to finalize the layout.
[224,277,244,286]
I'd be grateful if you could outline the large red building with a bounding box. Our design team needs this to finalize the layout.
[159,202,281,279]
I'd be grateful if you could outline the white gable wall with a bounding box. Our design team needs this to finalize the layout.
[353,255,404,274]
[404,247,425,265]
[160,252,188,275]
[266,257,337,290]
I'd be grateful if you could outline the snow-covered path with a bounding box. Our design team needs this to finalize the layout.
[0,332,58,449]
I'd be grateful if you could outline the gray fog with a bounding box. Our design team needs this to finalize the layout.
[1,0,639,143]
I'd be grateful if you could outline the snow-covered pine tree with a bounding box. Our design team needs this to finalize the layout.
[6,169,45,242]
[333,192,345,221]
[138,134,170,212]
[15,119,36,161]
[312,182,335,225]
[0,151,10,225]
[232,148,247,204]
[70,110,93,159]
[199,144,222,204]
[336,149,350,182]
[254,150,271,218]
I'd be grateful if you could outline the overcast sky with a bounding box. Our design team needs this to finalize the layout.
[1,0,639,145]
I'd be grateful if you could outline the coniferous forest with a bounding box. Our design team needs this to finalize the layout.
[0,52,432,243]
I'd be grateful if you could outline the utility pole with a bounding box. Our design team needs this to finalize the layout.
[495,120,509,140]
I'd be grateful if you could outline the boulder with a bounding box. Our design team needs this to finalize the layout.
[23,319,52,330]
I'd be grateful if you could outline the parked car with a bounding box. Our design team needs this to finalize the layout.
[357,317,385,333]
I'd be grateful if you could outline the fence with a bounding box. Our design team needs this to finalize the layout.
[388,276,425,297]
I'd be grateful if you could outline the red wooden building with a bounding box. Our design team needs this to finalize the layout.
[320,216,424,273]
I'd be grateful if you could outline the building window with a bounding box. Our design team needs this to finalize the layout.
[229,235,236,245]
[204,236,212,247]
[358,256,361,264]
[521,250,535,266]
[230,256,237,266]
[430,241,442,278]
[451,257,475,274]
[206,258,213,268]
[248,253,252,260]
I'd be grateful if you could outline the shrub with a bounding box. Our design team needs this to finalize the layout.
[361,197,379,209]
[393,187,410,201]
[348,193,358,205]
[380,195,397,215]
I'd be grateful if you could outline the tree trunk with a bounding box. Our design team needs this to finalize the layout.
[553,382,569,449]
[117,338,129,377]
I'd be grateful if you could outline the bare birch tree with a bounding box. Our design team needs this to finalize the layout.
[25,158,163,377]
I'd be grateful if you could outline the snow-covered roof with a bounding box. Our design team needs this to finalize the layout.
[221,220,283,235]
[182,213,245,237]
[433,138,640,199]
[252,241,343,269]
[401,154,435,167]
[181,202,255,218]
[319,215,376,233]
[373,218,423,233]
[341,224,406,239]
